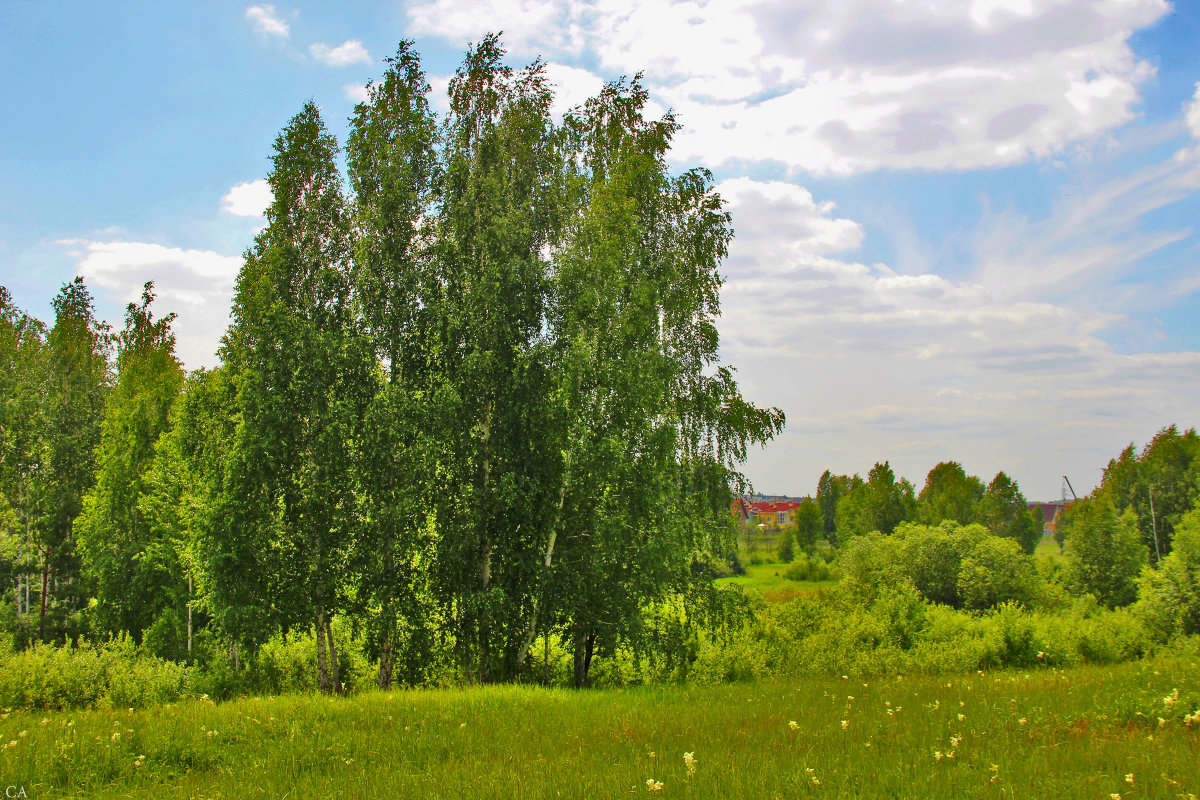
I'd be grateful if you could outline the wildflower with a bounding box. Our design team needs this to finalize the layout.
[811,776,820,785]
[1158,717,1167,728]
[957,714,965,722]
[1018,718,1027,725]
[459,723,466,729]
[111,731,121,742]
[1164,689,1179,707]
[683,752,697,777]
[17,731,26,738]
[788,720,799,730]
[806,768,815,775]
[840,720,849,730]
[934,751,944,761]
[1110,794,1121,800]
[645,779,663,792]
[1125,774,1134,785]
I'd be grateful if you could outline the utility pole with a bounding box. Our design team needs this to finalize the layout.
[1149,486,1160,562]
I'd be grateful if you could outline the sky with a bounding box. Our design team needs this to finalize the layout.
[2,0,1198,502]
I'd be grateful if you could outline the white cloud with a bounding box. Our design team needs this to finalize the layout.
[544,63,605,119]
[1187,82,1200,140]
[221,179,272,218]
[343,82,370,104]
[58,241,241,370]
[245,4,289,38]
[407,0,1169,175]
[309,40,371,67]
[713,177,1200,499]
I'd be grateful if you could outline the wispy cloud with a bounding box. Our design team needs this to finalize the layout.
[309,40,371,67]
[343,82,370,104]
[245,4,289,38]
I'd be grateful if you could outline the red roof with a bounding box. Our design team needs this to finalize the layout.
[732,498,801,514]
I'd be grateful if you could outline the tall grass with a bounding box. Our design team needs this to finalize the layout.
[2,641,1197,799]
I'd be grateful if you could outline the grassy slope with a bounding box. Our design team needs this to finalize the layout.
[2,649,1198,799]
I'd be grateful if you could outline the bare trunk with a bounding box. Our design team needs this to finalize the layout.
[327,616,341,694]
[39,553,49,641]
[572,629,595,689]
[186,574,193,658]
[514,450,573,671]
[476,407,493,684]
[377,536,396,689]
[377,608,396,690]
[316,610,330,694]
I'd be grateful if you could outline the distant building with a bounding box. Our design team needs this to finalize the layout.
[732,497,803,531]
[1028,501,1072,536]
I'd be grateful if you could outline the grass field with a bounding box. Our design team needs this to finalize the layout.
[1035,536,1066,561]
[716,562,831,596]
[2,647,1197,799]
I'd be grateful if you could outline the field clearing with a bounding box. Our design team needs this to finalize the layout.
[2,649,1197,799]
[715,562,831,595]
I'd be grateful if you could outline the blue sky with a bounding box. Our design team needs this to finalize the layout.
[2,0,1198,501]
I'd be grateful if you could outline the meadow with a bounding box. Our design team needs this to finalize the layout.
[1,643,1197,799]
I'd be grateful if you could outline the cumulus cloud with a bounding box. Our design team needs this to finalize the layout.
[713,177,1200,498]
[246,4,289,38]
[544,63,606,119]
[309,40,371,67]
[58,240,241,370]
[343,82,370,104]
[221,178,272,218]
[407,0,1168,175]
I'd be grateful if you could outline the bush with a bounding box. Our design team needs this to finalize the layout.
[957,535,1041,610]
[0,637,189,711]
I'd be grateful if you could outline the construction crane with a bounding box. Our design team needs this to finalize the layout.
[1062,476,1078,502]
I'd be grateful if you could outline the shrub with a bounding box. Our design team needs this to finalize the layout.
[957,535,1041,610]
[0,637,189,710]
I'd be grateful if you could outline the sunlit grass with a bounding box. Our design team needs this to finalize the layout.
[716,561,831,595]
[2,649,1197,799]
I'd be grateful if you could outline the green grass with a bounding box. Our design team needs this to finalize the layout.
[1035,536,1066,561]
[3,650,1198,799]
[716,561,830,595]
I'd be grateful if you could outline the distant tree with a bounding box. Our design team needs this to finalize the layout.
[33,277,111,641]
[1065,498,1147,608]
[917,461,984,525]
[793,497,823,553]
[76,283,184,643]
[834,462,914,540]
[816,470,855,542]
[977,471,1041,555]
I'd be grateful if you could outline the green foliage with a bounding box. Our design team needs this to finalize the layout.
[32,277,112,641]
[1095,425,1200,560]
[1136,507,1200,640]
[834,462,915,540]
[76,283,184,643]
[957,536,1041,611]
[792,497,823,553]
[775,525,794,563]
[917,461,984,525]
[977,471,1041,554]
[0,637,188,710]
[1065,498,1148,608]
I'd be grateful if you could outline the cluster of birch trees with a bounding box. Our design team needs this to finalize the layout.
[0,37,783,690]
